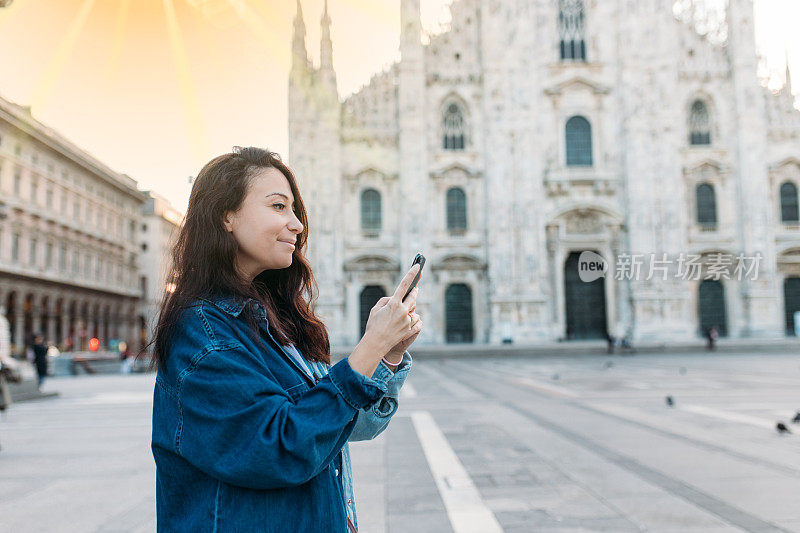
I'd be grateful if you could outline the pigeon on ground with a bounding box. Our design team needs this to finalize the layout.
[776,422,791,434]
[551,373,560,381]
[665,396,674,407]
[679,367,687,375]
[792,412,800,424]
[603,361,613,369]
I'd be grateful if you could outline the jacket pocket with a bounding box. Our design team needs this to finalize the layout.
[284,382,310,403]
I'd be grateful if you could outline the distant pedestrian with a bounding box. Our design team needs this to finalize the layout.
[0,356,12,416]
[0,305,10,364]
[705,326,718,351]
[120,344,134,374]
[620,336,635,354]
[0,355,13,451]
[32,334,48,391]
[605,330,615,354]
[0,305,14,427]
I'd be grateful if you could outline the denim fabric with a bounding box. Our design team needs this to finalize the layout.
[283,342,411,530]
[151,293,411,532]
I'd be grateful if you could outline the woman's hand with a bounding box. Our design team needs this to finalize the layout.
[363,264,422,353]
[372,294,421,362]
[348,264,422,377]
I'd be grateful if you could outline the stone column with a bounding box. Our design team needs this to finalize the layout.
[60,313,70,350]
[98,313,106,349]
[546,224,559,328]
[46,313,56,346]
[14,312,24,357]
[32,302,42,337]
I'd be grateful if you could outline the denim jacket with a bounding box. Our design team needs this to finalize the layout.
[151,294,411,532]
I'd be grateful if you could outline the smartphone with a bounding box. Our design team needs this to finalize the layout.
[401,253,426,303]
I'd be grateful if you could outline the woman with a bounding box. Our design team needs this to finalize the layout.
[149,147,422,532]
[32,334,48,391]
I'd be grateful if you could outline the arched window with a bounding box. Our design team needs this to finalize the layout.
[689,100,711,145]
[442,103,465,150]
[559,0,586,61]
[565,116,592,166]
[780,181,799,223]
[360,189,381,232]
[696,183,717,226]
[446,187,467,233]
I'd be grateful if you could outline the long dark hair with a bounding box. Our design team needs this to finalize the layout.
[145,147,330,372]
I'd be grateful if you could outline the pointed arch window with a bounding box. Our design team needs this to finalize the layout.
[446,187,467,233]
[696,183,717,226]
[559,0,586,61]
[689,100,711,145]
[565,116,593,166]
[442,103,466,150]
[360,189,382,232]
[780,181,799,223]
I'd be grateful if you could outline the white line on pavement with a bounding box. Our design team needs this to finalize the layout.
[410,411,504,533]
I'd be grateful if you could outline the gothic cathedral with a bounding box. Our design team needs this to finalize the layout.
[287,0,800,346]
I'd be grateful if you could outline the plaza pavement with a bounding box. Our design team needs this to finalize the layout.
[1,350,799,532]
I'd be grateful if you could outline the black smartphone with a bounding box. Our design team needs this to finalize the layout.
[402,253,426,303]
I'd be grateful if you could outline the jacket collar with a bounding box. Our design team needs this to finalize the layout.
[210,293,266,321]
[207,292,316,387]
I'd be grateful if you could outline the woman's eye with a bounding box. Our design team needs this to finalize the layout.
[273,203,285,210]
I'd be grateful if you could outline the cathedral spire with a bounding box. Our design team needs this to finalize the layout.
[320,0,333,72]
[400,0,422,51]
[292,0,308,72]
[786,48,794,96]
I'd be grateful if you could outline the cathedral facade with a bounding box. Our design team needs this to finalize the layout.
[287,0,800,346]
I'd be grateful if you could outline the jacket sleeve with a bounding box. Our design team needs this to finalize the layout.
[348,350,412,442]
[175,341,387,490]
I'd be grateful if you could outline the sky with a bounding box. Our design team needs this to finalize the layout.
[0,0,797,215]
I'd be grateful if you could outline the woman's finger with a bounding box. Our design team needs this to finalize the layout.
[371,297,391,314]
[405,287,419,311]
[392,264,421,302]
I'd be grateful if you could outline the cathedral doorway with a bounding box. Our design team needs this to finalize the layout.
[783,277,800,335]
[698,279,727,337]
[563,251,607,340]
[359,285,386,338]
[445,283,473,343]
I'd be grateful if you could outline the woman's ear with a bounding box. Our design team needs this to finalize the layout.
[222,211,235,232]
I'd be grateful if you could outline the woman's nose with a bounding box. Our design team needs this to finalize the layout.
[290,213,303,233]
